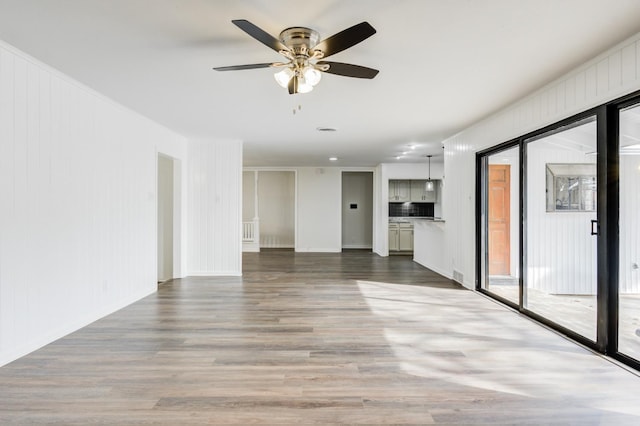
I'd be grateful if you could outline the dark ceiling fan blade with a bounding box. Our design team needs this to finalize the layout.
[213,63,273,71]
[317,61,379,79]
[288,75,298,94]
[232,19,289,53]
[313,22,376,58]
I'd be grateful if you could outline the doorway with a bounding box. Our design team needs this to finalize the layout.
[157,154,174,283]
[342,172,373,249]
[258,171,295,249]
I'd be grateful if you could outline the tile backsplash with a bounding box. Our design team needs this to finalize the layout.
[389,202,434,217]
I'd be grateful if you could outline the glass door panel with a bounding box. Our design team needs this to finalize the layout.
[619,104,640,361]
[525,117,597,341]
[481,147,520,304]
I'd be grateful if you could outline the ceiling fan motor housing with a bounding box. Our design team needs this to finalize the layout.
[279,27,320,57]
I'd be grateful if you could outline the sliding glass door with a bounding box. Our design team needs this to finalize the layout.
[478,91,640,370]
[524,117,598,341]
[479,146,520,305]
[618,104,640,361]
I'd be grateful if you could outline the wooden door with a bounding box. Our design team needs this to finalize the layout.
[488,165,510,275]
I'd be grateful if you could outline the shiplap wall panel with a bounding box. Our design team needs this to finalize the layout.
[636,40,640,80]
[526,140,597,295]
[619,155,640,293]
[0,41,186,366]
[187,138,242,275]
[622,44,635,84]
[442,31,640,289]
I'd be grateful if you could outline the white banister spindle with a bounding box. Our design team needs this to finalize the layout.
[243,221,255,241]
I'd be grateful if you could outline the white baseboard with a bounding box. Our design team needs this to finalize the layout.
[295,248,341,253]
[0,286,156,367]
[188,271,243,277]
[412,259,453,281]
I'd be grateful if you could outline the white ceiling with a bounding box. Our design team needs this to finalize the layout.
[1,0,640,167]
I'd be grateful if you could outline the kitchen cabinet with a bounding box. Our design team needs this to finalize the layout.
[389,180,411,202]
[399,224,414,251]
[389,222,413,252]
[388,224,399,251]
[410,180,437,202]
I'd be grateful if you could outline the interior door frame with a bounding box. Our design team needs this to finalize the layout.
[340,170,375,250]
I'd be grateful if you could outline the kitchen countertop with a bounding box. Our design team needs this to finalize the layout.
[389,217,445,222]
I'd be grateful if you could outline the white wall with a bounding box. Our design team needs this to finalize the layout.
[414,221,448,278]
[242,171,256,221]
[442,31,640,289]
[296,167,342,252]
[187,138,242,276]
[258,171,295,248]
[0,41,187,366]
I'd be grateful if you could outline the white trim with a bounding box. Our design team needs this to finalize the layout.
[0,287,155,367]
[295,248,342,253]
[188,271,243,277]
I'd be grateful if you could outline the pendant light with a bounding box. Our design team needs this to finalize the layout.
[425,155,434,192]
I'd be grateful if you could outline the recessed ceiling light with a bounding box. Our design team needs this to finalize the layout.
[316,127,337,132]
[329,157,338,161]
[396,156,402,160]
[402,151,408,155]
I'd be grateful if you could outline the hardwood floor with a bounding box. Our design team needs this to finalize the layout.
[2,250,640,424]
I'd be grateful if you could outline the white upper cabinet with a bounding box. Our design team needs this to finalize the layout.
[410,180,437,202]
[389,180,411,202]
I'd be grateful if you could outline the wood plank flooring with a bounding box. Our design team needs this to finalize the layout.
[2,249,640,424]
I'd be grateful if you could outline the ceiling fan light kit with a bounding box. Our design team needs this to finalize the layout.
[214,19,379,94]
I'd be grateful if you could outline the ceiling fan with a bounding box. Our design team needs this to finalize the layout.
[213,19,379,94]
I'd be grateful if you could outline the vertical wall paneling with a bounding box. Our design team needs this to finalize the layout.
[619,150,640,293]
[0,41,187,366]
[610,50,622,91]
[526,142,597,295]
[443,31,640,289]
[597,58,610,96]
[187,138,242,276]
[622,44,636,85]
[636,40,640,81]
